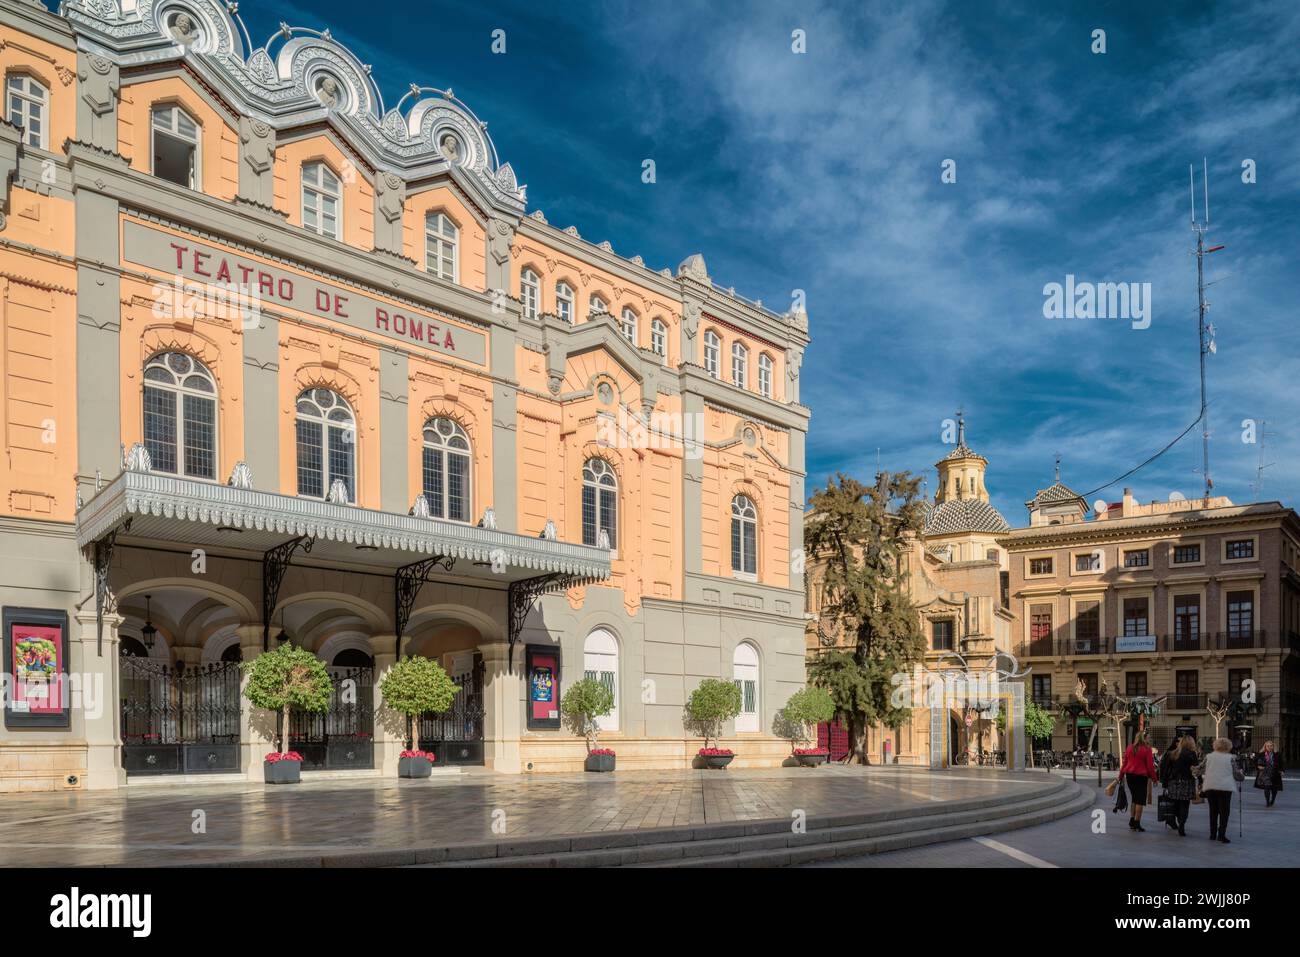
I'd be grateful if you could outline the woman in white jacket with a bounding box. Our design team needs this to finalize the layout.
[1199,738,1238,844]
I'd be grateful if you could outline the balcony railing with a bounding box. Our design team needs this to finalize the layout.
[1018,631,1276,659]
[1166,692,1208,712]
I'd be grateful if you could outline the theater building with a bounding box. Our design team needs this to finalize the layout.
[0,0,811,791]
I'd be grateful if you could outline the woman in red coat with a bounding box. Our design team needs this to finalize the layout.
[1120,731,1159,831]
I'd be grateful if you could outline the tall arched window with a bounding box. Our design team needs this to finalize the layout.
[758,353,774,398]
[6,74,48,150]
[142,352,217,480]
[426,211,458,281]
[731,342,748,389]
[731,494,758,578]
[704,330,721,378]
[296,388,355,501]
[583,629,619,731]
[582,458,618,550]
[619,307,638,344]
[520,268,540,320]
[650,318,667,361]
[589,294,608,318]
[733,643,760,733]
[422,417,471,522]
[151,104,200,189]
[555,282,574,323]
[302,162,342,239]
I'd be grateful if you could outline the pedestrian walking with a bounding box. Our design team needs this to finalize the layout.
[1119,731,1158,832]
[1161,735,1199,836]
[1200,737,1239,844]
[1254,740,1284,808]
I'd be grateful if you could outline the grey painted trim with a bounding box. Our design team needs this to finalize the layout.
[516,217,683,302]
[788,427,807,594]
[680,274,811,350]
[74,186,122,497]
[242,314,278,488]
[679,364,811,432]
[681,391,703,577]
[491,380,518,533]
[378,347,409,514]
[0,0,75,48]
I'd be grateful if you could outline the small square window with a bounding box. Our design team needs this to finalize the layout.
[1074,553,1100,572]
[1123,549,1149,568]
[1225,539,1254,560]
[1172,544,1201,565]
[1029,557,1053,575]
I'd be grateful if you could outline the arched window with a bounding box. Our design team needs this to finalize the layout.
[422,417,471,522]
[6,74,48,150]
[704,330,721,378]
[555,282,574,323]
[650,318,667,361]
[426,211,458,281]
[620,307,638,344]
[582,458,618,550]
[731,342,748,389]
[731,494,758,578]
[520,268,540,320]
[142,352,217,480]
[295,388,355,501]
[758,353,773,398]
[151,104,200,189]
[589,294,608,318]
[302,162,341,239]
[583,629,619,731]
[733,643,760,733]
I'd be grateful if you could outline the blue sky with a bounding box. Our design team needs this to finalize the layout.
[186,1,1300,521]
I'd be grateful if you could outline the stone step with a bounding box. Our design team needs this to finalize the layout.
[646,783,1097,868]
[423,781,1090,869]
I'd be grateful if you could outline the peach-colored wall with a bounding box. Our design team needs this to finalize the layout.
[0,242,77,522]
[699,316,786,402]
[274,134,375,251]
[119,75,238,201]
[406,355,493,514]
[0,27,76,153]
[403,184,487,292]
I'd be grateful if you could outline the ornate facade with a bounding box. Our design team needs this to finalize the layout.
[0,0,810,790]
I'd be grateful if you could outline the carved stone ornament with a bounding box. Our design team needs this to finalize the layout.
[597,529,611,550]
[539,520,557,541]
[123,442,152,473]
[327,477,351,504]
[170,12,199,45]
[227,460,254,489]
[477,507,497,530]
[409,493,431,517]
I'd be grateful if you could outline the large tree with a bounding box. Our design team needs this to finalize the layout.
[805,471,927,764]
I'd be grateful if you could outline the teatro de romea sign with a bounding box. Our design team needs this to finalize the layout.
[122,220,487,365]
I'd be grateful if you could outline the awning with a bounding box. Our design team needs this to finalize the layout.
[76,470,611,583]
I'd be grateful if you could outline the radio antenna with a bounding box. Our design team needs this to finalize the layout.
[1190,160,1223,503]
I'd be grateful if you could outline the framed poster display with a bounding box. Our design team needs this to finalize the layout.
[525,644,561,730]
[3,607,71,729]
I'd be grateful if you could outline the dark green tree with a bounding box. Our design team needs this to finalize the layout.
[805,471,927,764]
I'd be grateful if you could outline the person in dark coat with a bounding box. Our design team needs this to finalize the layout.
[1162,736,1199,836]
[1254,740,1284,807]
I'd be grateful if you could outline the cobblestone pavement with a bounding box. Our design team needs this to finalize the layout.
[808,771,1298,868]
[0,765,1054,866]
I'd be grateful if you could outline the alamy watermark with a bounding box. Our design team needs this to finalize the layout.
[1042,275,1151,330]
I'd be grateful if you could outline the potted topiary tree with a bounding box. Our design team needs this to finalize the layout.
[561,677,617,771]
[379,655,460,778]
[241,642,334,784]
[778,686,836,766]
[686,678,743,769]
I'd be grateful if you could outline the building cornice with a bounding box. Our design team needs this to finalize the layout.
[998,503,1298,550]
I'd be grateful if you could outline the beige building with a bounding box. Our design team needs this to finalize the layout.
[806,418,1014,765]
[1002,483,1300,763]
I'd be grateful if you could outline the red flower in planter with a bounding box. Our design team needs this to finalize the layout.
[588,748,616,756]
[264,751,303,763]
[698,748,734,756]
[793,748,829,756]
[399,750,436,760]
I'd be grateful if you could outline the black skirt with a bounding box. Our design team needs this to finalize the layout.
[1126,773,1152,806]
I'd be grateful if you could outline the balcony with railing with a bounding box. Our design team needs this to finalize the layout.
[1166,692,1208,712]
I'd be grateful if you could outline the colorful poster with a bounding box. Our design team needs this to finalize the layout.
[526,646,561,729]
[3,609,70,728]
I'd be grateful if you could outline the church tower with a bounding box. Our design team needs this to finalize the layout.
[934,414,991,505]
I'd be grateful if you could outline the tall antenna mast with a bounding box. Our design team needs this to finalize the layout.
[1190,160,1223,502]
[1250,419,1276,502]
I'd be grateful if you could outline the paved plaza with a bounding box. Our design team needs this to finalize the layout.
[0,765,1056,867]
[808,770,1299,868]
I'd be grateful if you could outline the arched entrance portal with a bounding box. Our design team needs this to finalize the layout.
[406,617,488,766]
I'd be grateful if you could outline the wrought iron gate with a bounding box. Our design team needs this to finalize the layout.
[120,658,242,775]
[416,658,485,766]
[288,666,374,770]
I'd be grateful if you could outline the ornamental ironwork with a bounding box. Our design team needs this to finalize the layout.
[394,554,456,655]
[120,657,242,775]
[262,535,314,649]
[508,572,577,669]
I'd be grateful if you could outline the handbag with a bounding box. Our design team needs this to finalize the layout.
[1105,777,1118,797]
[1192,788,1205,805]
[1113,779,1128,813]
[1157,793,1174,822]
